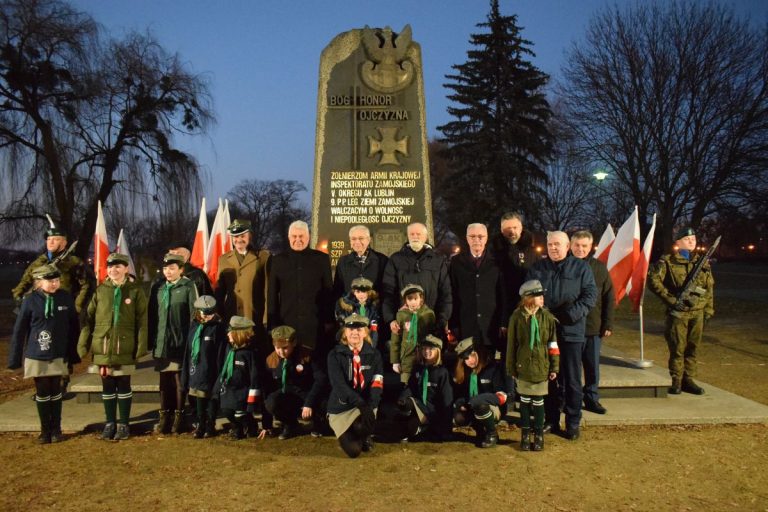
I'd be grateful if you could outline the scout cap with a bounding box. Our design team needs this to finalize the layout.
[271,325,296,342]
[455,337,476,359]
[228,316,255,331]
[32,264,61,280]
[420,334,443,350]
[519,279,546,297]
[400,283,424,298]
[228,219,251,236]
[351,277,374,291]
[194,295,217,314]
[106,253,130,266]
[162,252,185,266]
[675,226,696,241]
[343,313,369,328]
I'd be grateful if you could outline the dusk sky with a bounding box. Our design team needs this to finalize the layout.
[69,0,768,208]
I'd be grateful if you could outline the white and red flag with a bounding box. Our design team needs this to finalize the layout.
[607,206,640,305]
[595,224,615,264]
[205,199,227,288]
[627,213,657,312]
[93,200,110,283]
[190,197,209,271]
[223,199,232,252]
[115,228,137,278]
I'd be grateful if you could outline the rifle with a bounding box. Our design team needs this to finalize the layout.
[13,241,79,315]
[671,236,720,318]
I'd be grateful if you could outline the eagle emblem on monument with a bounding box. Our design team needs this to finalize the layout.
[360,25,414,93]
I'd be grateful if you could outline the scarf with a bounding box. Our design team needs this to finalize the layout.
[421,367,430,403]
[44,293,55,319]
[161,282,172,308]
[190,323,204,364]
[359,302,367,318]
[407,312,418,346]
[281,359,288,392]
[469,372,478,398]
[112,285,122,325]
[221,348,235,384]
[529,313,540,350]
[352,348,364,389]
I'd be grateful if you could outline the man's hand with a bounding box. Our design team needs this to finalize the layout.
[301,407,313,420]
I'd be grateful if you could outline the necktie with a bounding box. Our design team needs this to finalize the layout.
[221,348,235,383]
[421,367,429,403]
[530,313,540,350]
[190,323,203,364]
[112,285,122,325]
[162,282,172,308]
[407,312,418,346]
[469,372,478,398]
[44,294,54,319]
[352,349,364,389]
[281,359,288,392]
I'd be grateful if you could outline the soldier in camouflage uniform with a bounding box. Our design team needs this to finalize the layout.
[648,227,714,395]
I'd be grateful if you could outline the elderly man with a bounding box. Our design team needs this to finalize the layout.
[448,223,507,353]
[332,225,388,299]
[382,222,451,333]
[570,231,614,414]
[268,220,333,354]
[490,212,538,306]
[216,219,271,352]
[530,231,596,440]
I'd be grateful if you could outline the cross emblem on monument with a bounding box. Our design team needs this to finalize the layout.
[368,127,409,166]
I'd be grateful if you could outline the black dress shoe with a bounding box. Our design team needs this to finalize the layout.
[584,401,607,414]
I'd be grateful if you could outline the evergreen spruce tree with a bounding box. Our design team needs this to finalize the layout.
[437,0,553,234]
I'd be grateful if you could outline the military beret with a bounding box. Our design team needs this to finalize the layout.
[106,253,130,266]
[519,279,546,297]
[162,253,185,266]
[228,219,251,236]
[194,295,217,313]
[228,316,255,331]
[32,264,61,280]
[271,325,296,342]
[420,334,443,350]
[351,277,374,291]
[343,313,370,328]
[44,226,67,239]
[675,226,696,241]
[455,337,476,359]
[400,283,424,298]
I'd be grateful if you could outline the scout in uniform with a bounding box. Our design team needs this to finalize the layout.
[389,284,436,384]
[78,253,148,441]
[327,314,384,458]
[8,265,79,443]
[452,337,508,448]
[334,277,382,348]
[262,325,327,439]
[648,227,715,395]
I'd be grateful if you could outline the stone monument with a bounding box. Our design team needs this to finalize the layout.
[310,25,433,269]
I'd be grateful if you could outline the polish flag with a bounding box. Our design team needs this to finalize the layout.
[93,200,110,283]
[607,206,640,305]
[595,224,615,264]
[223,199,232,252]
[627,213,657,312]
[190,197,209,271]
[115,229,137,278]
[205,199,227,288]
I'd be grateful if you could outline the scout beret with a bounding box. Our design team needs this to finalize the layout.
[343,313,370,328]
[228,219,251,236]
[32,264,61,280]
[400,283,424,298]
[194,295,217,313]
[271,325,296,342]
[420,334,443,350]
[455,337,476,359]
[519,279,546,297]
[162,253,185,266]
[106,253,130,266]
[675,226,696,241]
[228,316,255,331]
[351,277,374,291]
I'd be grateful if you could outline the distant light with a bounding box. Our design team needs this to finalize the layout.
[536,246,543,253]
[748,244,755,251]
[452,245,460,254]
[593,171,609,181]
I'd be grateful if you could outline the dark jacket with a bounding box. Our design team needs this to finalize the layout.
[326,342,384,414]
[585,257,615,336]
[181,316,227,394]
[506,306,560,382]
[332,248,388,299]
[216,343,261,412]
[529,254,597,343]
[400,363,453,412]
[448,250,507,349]
[183,263,213,297]
[8,289,80,369]
[263,346,327,408]
[453,360,507,410]
[148,277,197,363]
[490,230,537,306]
[334,292,382,347]
[382,243,452,328]
[268,248,333,350]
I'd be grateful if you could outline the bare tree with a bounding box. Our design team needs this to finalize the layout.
[559,1,768,249]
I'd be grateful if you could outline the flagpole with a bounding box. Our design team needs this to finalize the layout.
[634,242,653,369]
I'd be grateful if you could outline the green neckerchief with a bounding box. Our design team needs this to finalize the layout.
[161,282,173,308]
[359,302,367,318]
[221,348,235,383]
[421,367,429,403]
[469,372,478,398]
[407,311,418,346]
[112,284,122,326]
[530,313,540,350]
[281,359,288,392]
[190,323,204,364]
[44,293,55,319]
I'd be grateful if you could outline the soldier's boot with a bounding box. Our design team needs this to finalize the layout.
[669,377,682,395]
[35,396,51,444]
[480,427,498,448]
[681,377,705,395]
[153,410,170,435]
[49,396,63,443]
[533,429,544,451]
[520,428,531,451]
[171,410,184,434]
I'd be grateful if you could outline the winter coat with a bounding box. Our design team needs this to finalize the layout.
[263,346,327,408]
[448,250,507,349]
[453,360,507,413]
[8,289,80,369]
[12,252,93,313]
[529,254,597,343]
[389,305,436,375]
[334,292,381,346]
[183,263,213,297]
[326,342,384,414]
[400,363,453,411]
[489,230,538,305]
[216,343,261,412]
[77,278,148,366]
[648,252,715,316]
[148,277,197,363]
[381,243,452,328]
[181,316,227,394]
[332,248,388,299]
[506,307,559,382]
[268,248,333,350]
[585,257,615,336]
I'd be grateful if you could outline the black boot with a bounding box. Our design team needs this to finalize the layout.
[37,426,51,445]
[682,378,705,395]
[480,427,498,448]
[669,377,682,395]
[533,429,544,451]
[35,397,51,444]
[171,410,184,434]
[153,410,170,434]
[229,418,244,440]
[193,411,206,439]
[204,417,218,438]
[520,428,531,451]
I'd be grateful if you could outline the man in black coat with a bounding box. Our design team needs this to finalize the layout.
[448,223,507,353]
[381,222,452,332]
[490,212,538,307]
[268,221,334,354]
[332,225,388,299]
